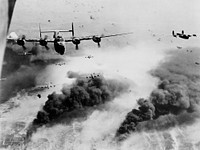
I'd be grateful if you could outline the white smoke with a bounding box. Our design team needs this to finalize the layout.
[1,30,200,150]
[20,41,167,150]
[119,119,200,150]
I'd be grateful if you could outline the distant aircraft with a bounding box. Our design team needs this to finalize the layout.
[34,82,56,90]
[172,30,197,39]
[7,23,133,55]
[85,55,94,59]
[86,73,100,79]
[55,62,66,66]
[177,46,182,49]
[186,49,193,53]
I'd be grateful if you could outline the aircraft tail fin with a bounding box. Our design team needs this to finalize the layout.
[39,23,42,38]
[57,23,74,33]
[172,30,176,37]
[71,22,74,37]
[193,34,197,37]
[39,23,74,35]
[41,30,57,33]
[41,30,72,33]
[182,30,184,34]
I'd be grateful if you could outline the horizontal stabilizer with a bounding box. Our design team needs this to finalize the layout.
[41,30,72,33]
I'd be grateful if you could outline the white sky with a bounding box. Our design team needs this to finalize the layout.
[9,0,200,39]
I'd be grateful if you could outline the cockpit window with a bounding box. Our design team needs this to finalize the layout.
[57,36,64,42]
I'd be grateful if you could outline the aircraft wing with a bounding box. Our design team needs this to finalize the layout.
[25,39,40,42]
[25,39,55,43]
[79,36,93,41]
[64,39,73,42]
[64,32,133,42]
[100,32,133,38]
[64,37,92,42]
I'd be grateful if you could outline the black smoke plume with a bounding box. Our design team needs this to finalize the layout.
[116,49,200,140]
[31,76,129,127]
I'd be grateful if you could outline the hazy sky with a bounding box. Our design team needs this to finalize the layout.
[9,0,200,39]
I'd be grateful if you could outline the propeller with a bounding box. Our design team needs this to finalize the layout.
[75,44,79,50]
[44,35,49,50]
[72,38,80,50]
[45,45,49,50]
[22,45,26,50]
[92,36,101,47]
[17,34,26,50]
[39,34,49,50]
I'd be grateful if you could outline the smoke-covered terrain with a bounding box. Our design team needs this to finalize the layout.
[116,49,200,141]
[31,76,129,128]
[0,45,64,103]
[0,42,165,149]
[1,0,200,150]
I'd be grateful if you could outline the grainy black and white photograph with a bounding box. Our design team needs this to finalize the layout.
[1,0,200,149]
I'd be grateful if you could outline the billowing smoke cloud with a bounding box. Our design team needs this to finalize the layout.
[0,45,63,103]
[116,49,200,140]
[31,76,129,128]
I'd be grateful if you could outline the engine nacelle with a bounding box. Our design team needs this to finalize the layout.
[17,35,26,46]
[39,39,48,46]
[72,38,81,50]
[17,39,25,46]
[92,36,101,43]
[72,38,80,45]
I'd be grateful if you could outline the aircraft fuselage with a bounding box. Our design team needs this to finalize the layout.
[54,36,65,55]
[177,34,190,39]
